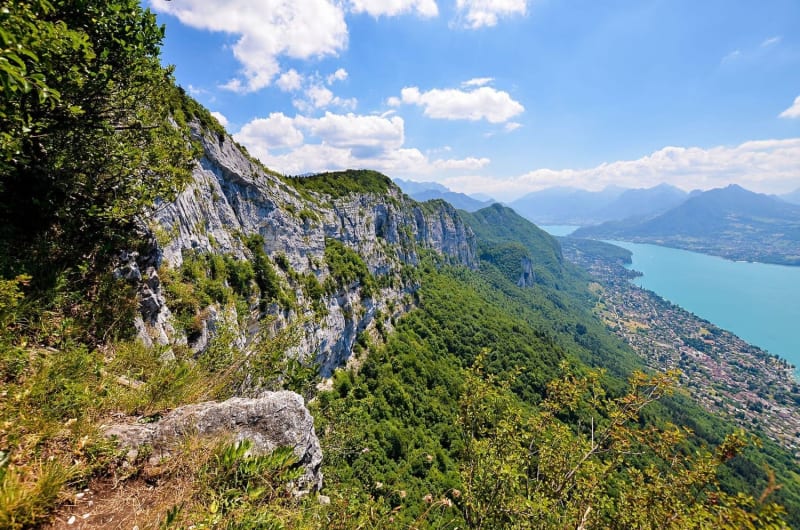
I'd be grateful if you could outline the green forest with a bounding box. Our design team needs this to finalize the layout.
[1,2,797,528]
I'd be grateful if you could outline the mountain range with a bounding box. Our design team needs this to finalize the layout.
[394,178,496,211]
[573,184,800,265]
[508,184,689,225]
[3,3,800,526]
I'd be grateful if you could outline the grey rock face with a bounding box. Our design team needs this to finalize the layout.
[138,121,478,373]
[517,257,536,288]
[104,391,323,493]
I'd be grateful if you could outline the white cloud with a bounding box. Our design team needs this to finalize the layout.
[349,0,439,18]
[456,0,528,29]
[462,77,494,87]
[392,85,524,123]
[276,70,304,92]
[233,111,490,177]
[779,96,800,119]
[150,0,348,93]
[210,111,229,128]
[721,49,741,64]
[187,84,208,96]
[442,138,800,200]
[306,86,336,108]
[433,157,490,170]
[234,113,304,150]
[723,36,783,65]
[326,68,349,84]
[294,85,358,112]
[296,112,405,151]
[504,121,522,132]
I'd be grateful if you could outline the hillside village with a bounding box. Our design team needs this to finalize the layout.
[562,240,800,452]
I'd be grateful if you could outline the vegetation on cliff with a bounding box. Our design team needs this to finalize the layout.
[0,2,796,528]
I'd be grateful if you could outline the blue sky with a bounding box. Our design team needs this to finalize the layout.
[149,0,800,200]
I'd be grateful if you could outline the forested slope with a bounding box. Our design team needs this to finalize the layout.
[0,2,795,528]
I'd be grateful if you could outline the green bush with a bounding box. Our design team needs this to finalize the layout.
[323,238,376,297]
[285,170,393,200]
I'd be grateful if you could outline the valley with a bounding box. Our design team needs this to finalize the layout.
[3,3,800,527]
[561,239,800,450]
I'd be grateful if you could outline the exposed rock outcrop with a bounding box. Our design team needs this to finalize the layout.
[104,391,323,494]
[135,122,478,374]
[517,257,536,288]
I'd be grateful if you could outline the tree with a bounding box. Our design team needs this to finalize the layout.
[0,0,192,271]
[458,356,788,529]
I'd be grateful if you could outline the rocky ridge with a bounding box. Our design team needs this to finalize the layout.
[132,122,477,375]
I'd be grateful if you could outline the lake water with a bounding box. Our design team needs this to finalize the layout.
[539,226,800,376]
[609,241,800,376]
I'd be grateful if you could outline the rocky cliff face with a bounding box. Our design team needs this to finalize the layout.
[134,122,477,375]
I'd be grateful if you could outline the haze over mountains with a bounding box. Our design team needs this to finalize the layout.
[508,184,690,226]
[573,184,800,265]
[396,178,800,267]
[393,178,496,212]
[781,188,800,205]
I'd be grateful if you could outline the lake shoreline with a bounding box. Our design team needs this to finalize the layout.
[560,240,800,449]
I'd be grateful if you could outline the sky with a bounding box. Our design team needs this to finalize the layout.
[148,0,800,201]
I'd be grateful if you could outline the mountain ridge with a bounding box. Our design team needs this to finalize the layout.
[508,184,688,225]
[573,184,800,265]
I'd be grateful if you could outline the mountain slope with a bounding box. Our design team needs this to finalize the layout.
[592,183,688,221]
[148,123,476,375]
[412,188,494,211]
[781,187,800,205]
[393,178,495,211]
[574,184,800,265]
[509,184,689,225]
[393,178,449,195]
[1,2,796,523]
[509,186,624,225]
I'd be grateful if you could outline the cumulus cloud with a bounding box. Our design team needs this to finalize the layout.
[234,113,305,150]
[390,85,524,123]
[326,68,349,84]
[276,70,304,92]
[233,111,490,177]
[442,138,800,200]
[456,0,529,29]
[779,95,800,119]
[210,111,229,128]
[349,0,439,17]
[150,0,348,93]
[296,112,405,152]
[294,85,358,112]
[761,36,782,47]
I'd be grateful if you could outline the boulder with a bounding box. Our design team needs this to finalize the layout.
[105,391,323,493]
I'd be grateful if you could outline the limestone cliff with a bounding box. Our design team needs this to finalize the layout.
[133,122,477,375]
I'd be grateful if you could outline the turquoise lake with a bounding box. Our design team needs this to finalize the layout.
[540,227,800,376]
